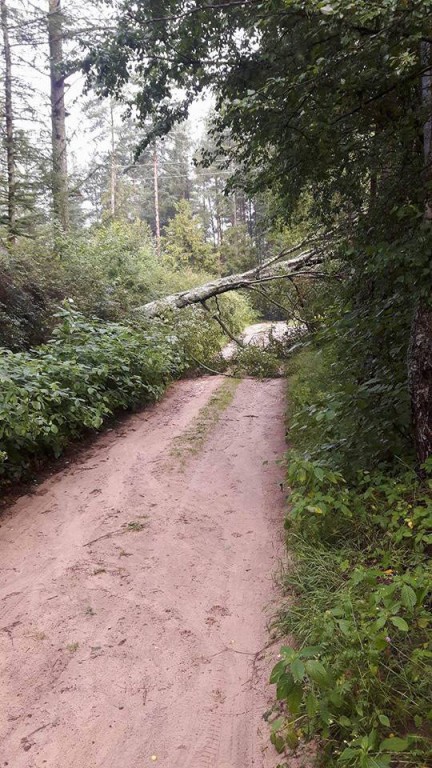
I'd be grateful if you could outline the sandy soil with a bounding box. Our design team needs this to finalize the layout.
[0,375,286,768]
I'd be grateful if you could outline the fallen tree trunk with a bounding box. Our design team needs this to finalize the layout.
[137,243,326,317]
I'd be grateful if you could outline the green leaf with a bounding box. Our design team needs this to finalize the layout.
[390,616,409,632]
[400,585,416,609]
[306,692,318,717]
[270,732,285,754]
[338,716,352,727]
[337,619,351,635]
[270,660,285,684]
[305,659,331,687]
[339,747,359,761]
[299,646,322,658]
[286,684,303,715]
[378,714,391,728]
[363,758,391,768]
[379,737,409,753]
[271,717,284,732]
[291,658,305,682]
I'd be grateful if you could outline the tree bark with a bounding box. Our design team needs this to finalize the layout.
[109,99,116,218]
[1,0,16,243]
[409,304,432,467]
[153,143,161,257]
[408,40,432,469]
[48,0,69,231]
[136,244,323,317]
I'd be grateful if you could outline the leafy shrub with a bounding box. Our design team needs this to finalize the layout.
[270,348,432,768]
[0,307,184,482]
[1,221,254,351]
[231,346,281,378]
[0,294,253,483]
[285,342,412,479]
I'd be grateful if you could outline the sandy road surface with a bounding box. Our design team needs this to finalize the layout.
[0,376,286,768]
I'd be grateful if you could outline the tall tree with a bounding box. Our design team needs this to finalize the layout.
[0,0,16,243]
[48,0,69,230]
[410,39,432,468]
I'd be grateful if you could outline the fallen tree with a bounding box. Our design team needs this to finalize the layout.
[136,240,327,317]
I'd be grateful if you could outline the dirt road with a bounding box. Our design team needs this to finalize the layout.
[0,376,286,768]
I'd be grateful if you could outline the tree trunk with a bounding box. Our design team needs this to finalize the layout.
[409,41,432,468]
[48,0,69,231]
[153,143,161,257]
[109,99,117,218]
[214,175,223,246]
[409,305,432,467]
[136,243,322,317]
[1,0,16,243]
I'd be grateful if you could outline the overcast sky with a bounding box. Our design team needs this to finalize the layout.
[9,0,211,175]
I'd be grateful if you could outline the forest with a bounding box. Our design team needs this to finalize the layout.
[0,1,431,767]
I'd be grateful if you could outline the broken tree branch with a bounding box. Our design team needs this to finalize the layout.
[201,297,245,347]
[136,245,326,317]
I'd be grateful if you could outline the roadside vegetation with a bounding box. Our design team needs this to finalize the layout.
[0,220,253,486]
[268,341,432,768]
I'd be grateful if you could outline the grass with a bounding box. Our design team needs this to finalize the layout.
[171,377,240,465]
[124,519,148,532]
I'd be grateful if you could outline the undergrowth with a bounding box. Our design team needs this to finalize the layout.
[0,304,243,485]
[269,347,432,768]
[231,345,282,378]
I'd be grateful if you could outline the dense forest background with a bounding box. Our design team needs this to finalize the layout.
[0,0,291,358]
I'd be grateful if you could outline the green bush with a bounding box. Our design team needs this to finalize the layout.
[285,341,412,479]
[231,345,281,378]
[270,348,432,768]
[0,307,185,482]
[1,221,254,351]
[0,293,254,483]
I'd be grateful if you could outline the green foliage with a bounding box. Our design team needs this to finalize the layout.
[86,0,429,222]
[286,322,412,478]
[162,200,220,273]
[0,221,159,348]
[231,345,281,378]
[0,220,253,351]
[270,349,432,768]
[0,306,182,482]
[0,298,251,484]
[219,224,257,276]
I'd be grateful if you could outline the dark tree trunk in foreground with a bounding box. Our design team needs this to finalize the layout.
[409,41,432,469]
[1,0,16,243]
[409,304,432,467]
[48,0,69,231]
